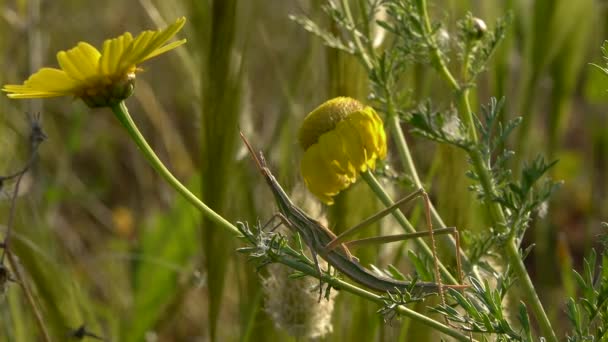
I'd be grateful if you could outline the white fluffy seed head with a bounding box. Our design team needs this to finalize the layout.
[262,261,337,338]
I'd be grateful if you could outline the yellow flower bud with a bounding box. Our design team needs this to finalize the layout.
[299,97,387,204]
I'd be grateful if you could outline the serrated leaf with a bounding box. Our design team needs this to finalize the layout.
[481,313,493,330]
[407,250,433,280]
[521,244,535,261]
[573,270,586,289]
[387,264,406,280]
[452,290,474,312]
[288,271,307,279]
[518,302,531,332]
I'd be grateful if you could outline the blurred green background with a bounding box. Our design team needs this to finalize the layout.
[0,0,606,341]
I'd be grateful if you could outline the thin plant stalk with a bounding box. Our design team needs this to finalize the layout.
[412,1,557,340]
[110,101,240,237]
[384,100,475,273]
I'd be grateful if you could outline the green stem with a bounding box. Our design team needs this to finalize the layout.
[384,101,475,274]
[416,0,460,92]
[110,101,240,236]
[356,0,372,49]
[461,42,479,143]
[413,3,557,340]
[415,1,505,228]
[340,0,373,70]
[361,171,458,285]
[278,251,473,341]
[468,150,507,225]
[461,93,478,142]
[505,239,558,342]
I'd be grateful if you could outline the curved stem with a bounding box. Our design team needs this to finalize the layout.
[461,92,478,142]
[413,0,506,227]
[361,171,458,285]
[110,101,240,236]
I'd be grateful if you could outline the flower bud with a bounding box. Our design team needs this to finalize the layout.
[299,97,387,204]
[468,17,487,41]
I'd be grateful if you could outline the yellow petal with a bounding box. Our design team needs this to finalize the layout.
[121,17,186,67]
[347,108,387,169]
[140,39,186,62]
[57,42,101,82]
[336,121,367,172]
[3,67,79,98]
[369,108,387,158]
[100,32,133,76]
[317,127,357,181]
[124,31,155,65]
[301,144,351,204]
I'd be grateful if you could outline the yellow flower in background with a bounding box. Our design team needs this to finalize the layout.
[3,17,186,107]
[299,97,387,204]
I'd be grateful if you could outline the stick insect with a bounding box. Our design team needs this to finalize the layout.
[240,133,466,300]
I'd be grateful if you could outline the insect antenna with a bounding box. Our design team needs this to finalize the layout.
[239,131,267,172]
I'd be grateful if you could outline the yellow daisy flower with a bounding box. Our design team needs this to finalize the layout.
[299,97,387,204]
[3,17,187,107]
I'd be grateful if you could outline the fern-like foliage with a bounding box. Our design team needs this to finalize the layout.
[434,277,533,341]
[566,249,608,341]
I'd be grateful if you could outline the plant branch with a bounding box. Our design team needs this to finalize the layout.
[110,101,241,236]
[384,99,477,276]
[340,0,373,70]
[505,238,558,341]
[413,2,557,340]
[415,0,460,91]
